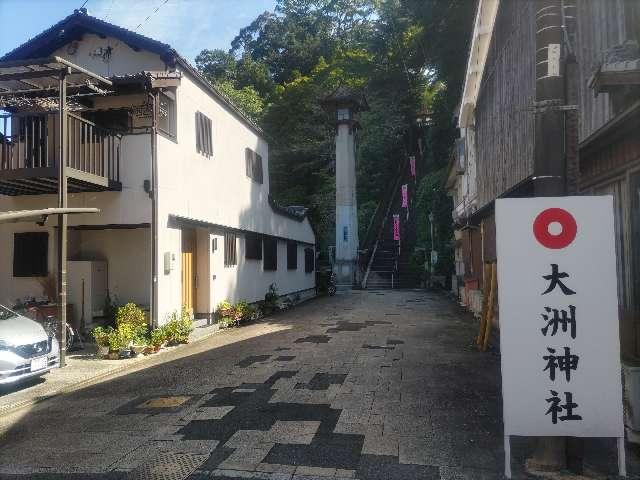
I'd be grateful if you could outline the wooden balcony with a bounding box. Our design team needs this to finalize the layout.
[0,113,122,196]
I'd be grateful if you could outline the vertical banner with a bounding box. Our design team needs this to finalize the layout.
[401,184,408,208]
[393,214,400,241]
[496,196,623,438]
[409,155,416,178]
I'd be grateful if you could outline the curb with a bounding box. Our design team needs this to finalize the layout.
[0,324,222,418]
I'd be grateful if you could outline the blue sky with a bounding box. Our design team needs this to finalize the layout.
[0,0,278,61]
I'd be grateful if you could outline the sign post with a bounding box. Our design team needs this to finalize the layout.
[496,196,625,478]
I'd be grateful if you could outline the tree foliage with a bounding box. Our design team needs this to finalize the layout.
[195,0,475,258]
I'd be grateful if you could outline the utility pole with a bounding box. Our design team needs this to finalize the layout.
[528,0,578,473]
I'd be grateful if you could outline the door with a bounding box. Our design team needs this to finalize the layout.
[181,229,197,312]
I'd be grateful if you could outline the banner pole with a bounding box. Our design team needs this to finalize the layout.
[505,435,512,478]
[618,436,626,477]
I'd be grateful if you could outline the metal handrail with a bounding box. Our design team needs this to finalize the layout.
[361,156,409,289]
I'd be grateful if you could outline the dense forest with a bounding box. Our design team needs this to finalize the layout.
[195,0,475,276]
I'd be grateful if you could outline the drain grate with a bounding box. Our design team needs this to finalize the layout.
[126,451,208,480]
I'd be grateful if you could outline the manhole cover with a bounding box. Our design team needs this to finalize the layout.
[126,451,207,480]
[137,396,191,409]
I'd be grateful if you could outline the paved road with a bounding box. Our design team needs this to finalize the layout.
[0,291,629,479]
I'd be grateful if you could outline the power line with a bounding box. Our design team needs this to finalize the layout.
[103,0,116,21]
[78,0,90,10]
[133,0,170,32]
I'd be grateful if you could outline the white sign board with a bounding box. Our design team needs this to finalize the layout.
[496,196,623,438]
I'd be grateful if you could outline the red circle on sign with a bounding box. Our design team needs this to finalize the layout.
[533,208,577,249]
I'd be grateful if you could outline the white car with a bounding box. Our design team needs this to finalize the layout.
[0,304,59,385]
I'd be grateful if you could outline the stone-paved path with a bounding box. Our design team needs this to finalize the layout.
[0,291,632,479]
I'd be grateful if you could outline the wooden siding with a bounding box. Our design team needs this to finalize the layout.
[475,1,536,209]
[575,0,628,142]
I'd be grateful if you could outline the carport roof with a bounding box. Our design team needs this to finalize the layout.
[0,56,112,97]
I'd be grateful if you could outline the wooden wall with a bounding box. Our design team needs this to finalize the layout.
[575,0,629,142]
[474,1,536,209]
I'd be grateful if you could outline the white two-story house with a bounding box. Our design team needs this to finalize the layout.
[0,9,316,327]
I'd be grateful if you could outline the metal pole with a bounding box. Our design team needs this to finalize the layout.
[57,71,68,367]
[150,92,159,328]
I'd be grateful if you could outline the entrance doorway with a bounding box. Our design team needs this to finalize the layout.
[181,229,197,312]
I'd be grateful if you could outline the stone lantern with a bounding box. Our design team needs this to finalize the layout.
[321,86,368,289]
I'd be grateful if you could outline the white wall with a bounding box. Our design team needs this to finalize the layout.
[53,33,166,78]
[71,228,150,308]
[155,72,316,321]
[208,231,314,310]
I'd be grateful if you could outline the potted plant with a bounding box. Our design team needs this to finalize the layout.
[163,307,194,345]
[149,327,166,353]
[263,283,279,314]
[216,301,234,320]
[107,329,122,359]
[91,326,112,357]
[116,323,135,358]
[115,303,148,356]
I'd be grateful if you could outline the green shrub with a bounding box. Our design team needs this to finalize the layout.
[116,303,148,344]
[107,324,134,352]
[91,326,113,347]
[215,301,234,320]
[163,306,193,345]
[150,328,166,348]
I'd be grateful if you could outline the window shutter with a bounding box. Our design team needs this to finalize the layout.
[195,112,213,156]
[224,232,237,267]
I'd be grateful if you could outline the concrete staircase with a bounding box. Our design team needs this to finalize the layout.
[362,158,422,290]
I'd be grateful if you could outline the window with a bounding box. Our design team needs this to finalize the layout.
[224,232,237,267]
[337,108,351,121]
[195,111,213,157]
[263,236,278,271]
[158,91,176,138]
[287,241,297,270]
[304,248,315,273]
[245,232,263,260]
[245,148,263,184]
[14,232,48,277]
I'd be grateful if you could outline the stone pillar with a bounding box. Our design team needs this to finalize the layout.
[334,121,359,287]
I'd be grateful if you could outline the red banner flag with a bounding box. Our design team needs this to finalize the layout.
[401,184,408,208]
[409,156,416,178]
[393,214,400,241]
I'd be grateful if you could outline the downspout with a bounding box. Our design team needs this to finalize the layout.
[149,90,159,328]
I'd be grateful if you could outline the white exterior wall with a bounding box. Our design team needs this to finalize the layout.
[155,73,315,322]
[53,33,166,78]
[0,32,315,321]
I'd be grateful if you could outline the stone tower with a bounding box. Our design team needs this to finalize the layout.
[322,87,368,288]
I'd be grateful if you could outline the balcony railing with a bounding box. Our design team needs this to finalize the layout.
[0,112,121,195]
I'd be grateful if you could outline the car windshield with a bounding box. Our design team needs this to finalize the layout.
[0,305,18,321]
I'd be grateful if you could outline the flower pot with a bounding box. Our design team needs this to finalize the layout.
[97,345,109,357]
[119,349,132,359]
[107,351,120,360]
[131,345,146,355]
